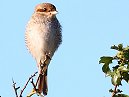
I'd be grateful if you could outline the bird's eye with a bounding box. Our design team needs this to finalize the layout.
[42,8,47,12]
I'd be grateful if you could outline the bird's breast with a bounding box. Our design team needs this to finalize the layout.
[25,14,62,64]
[26,20,56,63]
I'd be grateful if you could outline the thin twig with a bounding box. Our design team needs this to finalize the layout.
[111,85,118,97]
[31,78,37,91]
[12,78,19,97]
[19,72,38,97]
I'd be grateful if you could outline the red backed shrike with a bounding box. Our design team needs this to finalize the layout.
[25,3,62,96]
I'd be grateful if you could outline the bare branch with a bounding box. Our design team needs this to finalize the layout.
[19,72,38,97]
[12,78,19,97]
[12,72,38,97]
[30,78,36,91]
[111,85,118,97]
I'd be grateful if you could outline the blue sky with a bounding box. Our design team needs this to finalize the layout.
[0,0,129,97]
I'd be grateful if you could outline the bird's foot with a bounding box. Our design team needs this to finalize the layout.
[40,53,51,68]
[27,88,44,97]
[45,53,51,60]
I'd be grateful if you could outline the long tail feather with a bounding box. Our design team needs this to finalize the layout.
[37,66,48,95]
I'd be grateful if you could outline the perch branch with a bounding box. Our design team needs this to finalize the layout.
[19,71,38,97]
[12,72,38,97]
[12,78,19,97]
[30,78,37,91]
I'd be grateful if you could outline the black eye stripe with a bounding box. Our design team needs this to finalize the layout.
[36,5,56,12]
[36,9,45,12]
[36,8,47,12]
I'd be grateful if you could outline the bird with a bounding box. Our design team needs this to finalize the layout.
[25,3,62,96]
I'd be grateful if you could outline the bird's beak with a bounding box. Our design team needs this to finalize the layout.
[51,11,58,15]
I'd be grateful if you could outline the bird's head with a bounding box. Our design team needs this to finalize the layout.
[35,3,58,17]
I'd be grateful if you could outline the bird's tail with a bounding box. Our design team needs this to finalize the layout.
[37,66,48,95]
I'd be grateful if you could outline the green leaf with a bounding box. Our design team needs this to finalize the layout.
[109,89,113,93]
[118,66,129,73]
[99,56,113,64]
[111,45,119,50]
[102,64,111,75]
[116,51,124,59]
[117,89,123,93]
[118,44,123,51]
[99,56,113,74]
[122,72,129,83]
[117,94,129,97]
[123,47,129,59]
[111,71,121,86]
[111,44,123,51]
[127,63,129,69]
[113,65,119,70]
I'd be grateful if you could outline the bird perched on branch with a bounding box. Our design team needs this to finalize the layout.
[25,3,62,96]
